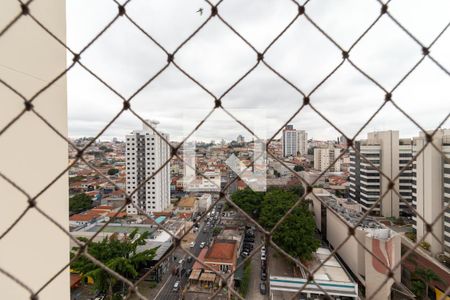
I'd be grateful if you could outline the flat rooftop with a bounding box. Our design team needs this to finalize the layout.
[311,248,353,283]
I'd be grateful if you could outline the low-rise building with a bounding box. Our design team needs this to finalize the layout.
[176,196,198,214]
[198,194,212,212]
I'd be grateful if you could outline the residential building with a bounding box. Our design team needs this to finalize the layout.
[125,120,170,215]
[412,129,450,256]
[281,125,308,157]
[176,196,198,214]
[349,131,406,217]
[313,146,341,172]
[198,194,212,212]
[398,139,414,215]
[236,134,245,144]
[204,239,238,274]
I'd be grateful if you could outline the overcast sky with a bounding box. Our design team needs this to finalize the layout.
[66,0,450,142]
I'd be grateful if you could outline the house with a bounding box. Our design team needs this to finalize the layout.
[176,197,198,214]
[204,239,238,274]
[69,212,101,227]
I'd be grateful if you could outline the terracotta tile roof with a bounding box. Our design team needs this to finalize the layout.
[69,212,99,222]
[70,273,82,288]
[107,211,127,218]
[205,240,237,262]
[94,205,113,210]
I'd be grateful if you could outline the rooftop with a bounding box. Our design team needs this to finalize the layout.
[178,197,196,208]
[205,239,237,262]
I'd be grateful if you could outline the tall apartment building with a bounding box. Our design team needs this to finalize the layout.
[398,139,414,215]
[412,129,450,256]
[313,146,341,172]
[125,120,170,215]
[281,125,308,157]
[349,131,413,218]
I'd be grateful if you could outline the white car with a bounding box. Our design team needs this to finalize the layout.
[261,253,266,260]
[200,242,206,248]
[190,242,195,248]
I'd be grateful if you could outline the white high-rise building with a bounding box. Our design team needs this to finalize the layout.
[125,120,170,215]
[349,131,409,218]
[412,129,450,256]
[313,146,341,172]
[282,125,308,157]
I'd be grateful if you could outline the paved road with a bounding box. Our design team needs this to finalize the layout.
[155,203,224,300]
[246,231,266,300]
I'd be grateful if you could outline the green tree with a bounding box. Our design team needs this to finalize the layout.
[239,260,252,297]
[414,267,442,300]
[287,185,305,197]
[71,229,157,299]
[293,165,304,172]
[260,189,319,261]
[107,168,120,176]
[69,193,93,214]
[411,280,425,299]
[213,227,222,236]
[231,188,263,219]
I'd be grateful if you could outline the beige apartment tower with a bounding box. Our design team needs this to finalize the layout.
[313,146,341,172]
[412,129,450,256]
[349,131,414,218]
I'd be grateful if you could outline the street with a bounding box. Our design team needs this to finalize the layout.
[154,203,224,300]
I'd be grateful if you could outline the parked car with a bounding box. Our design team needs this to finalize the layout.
[187,256,193,263]
[260,282,267,295]
[190,242,195,248]
[261,271,267,281]
[241,251,249,257]
[261,253,266,260]
[200,242,206,248]
[173,281,180,292]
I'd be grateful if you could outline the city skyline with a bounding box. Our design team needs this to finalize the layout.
[67,0,450,141]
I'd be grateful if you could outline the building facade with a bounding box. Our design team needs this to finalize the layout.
[412,129,450,256]
[125,120,170,214]
[281,125,308,157]
[349,131,407,217]
[313,146,341,172]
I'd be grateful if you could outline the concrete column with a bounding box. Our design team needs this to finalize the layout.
[0,1,68,299]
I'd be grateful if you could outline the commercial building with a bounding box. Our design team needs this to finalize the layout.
[313,146,341,172]
[349,131,413,217]
[412,129,450,256]
[125,120,170,215]
[270,248,358,299]
[309,189,413,300]
[281,125,308,157]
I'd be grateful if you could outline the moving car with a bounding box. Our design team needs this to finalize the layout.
[173,281,180,292]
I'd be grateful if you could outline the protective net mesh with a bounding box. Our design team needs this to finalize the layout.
[1,0,450,299]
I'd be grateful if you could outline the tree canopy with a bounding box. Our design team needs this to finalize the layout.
[231,188,264,219]
[71,229,157,299]
[107,168,120,176]
[293,165,304,172]
[69,193,93,214]
[232,188,319,262]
